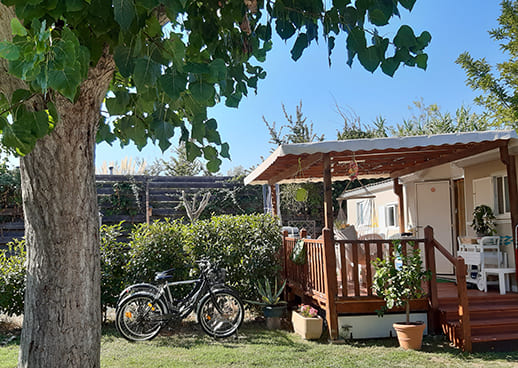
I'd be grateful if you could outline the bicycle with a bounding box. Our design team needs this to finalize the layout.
[115,260,244,341]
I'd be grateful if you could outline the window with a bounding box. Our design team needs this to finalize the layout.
[493,175,510,215]
[385,204,398,227]
[356,200,372,226]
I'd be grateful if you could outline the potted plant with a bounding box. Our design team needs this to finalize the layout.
[372,241,431,350]
[249,277,287,329]
[291,304,323,340]
[471,204,497,236]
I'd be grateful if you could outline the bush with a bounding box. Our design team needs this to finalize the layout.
[0,238,26,316]
[126,219,190,283]
[100,223,130,310]
[184,214,282,301]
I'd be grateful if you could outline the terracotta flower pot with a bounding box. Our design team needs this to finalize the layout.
[291,311,323,340]
[393,322,426,350]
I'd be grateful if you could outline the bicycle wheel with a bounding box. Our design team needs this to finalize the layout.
[117,283,160,307]
[115,292,166,341]
[197,290,244,338]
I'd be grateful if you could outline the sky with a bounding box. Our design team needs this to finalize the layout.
[95,1,505,175]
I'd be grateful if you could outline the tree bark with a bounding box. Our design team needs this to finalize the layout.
[17,51,115,367]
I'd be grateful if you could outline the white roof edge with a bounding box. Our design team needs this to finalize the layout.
[338,179,394,199]
[244,130,518,185]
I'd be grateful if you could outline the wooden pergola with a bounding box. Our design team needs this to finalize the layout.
[246,131,518,347]
[245,131,518,240]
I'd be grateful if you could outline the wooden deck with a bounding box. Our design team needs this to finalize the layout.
[437,282,518,352]
[282,228,518,352]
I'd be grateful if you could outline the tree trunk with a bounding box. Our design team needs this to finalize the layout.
[17,52,115,367]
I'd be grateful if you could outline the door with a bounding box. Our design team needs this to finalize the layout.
[416,181,454,274]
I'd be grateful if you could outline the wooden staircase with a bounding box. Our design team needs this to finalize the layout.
[439,289,518,352]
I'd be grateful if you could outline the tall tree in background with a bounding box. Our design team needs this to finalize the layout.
[148,143,208,176]
[456,0,518,127]
[0,1,429,367]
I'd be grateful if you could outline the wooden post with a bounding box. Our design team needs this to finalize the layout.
[424,226,439,334]
[393,178,405,233]
[145,177,150,224]
[455,256,472,352]
[270,184,278,218]
[323,153,334,233]
[322,228,339,340]
[500,145,518,280]
[282,230,290,302]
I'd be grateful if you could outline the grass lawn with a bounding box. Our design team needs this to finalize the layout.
[2,320,518,368]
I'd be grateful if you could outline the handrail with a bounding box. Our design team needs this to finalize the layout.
[432,238,457,265]
[424,226,472,352]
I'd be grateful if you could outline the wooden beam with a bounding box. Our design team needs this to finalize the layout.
[267,153,323,185]
[393,178,405,233]
[390,140,508,178]
[500,145,518,279]
[323,153,334,232]
[269,184,278,217]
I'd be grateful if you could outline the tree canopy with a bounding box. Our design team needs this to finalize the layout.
[0,0,430,171]
[456,0,518,128]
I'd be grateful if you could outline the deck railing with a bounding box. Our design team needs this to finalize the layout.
[282,226,471,350]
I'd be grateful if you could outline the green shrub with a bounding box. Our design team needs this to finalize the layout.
[0,238,26,316]
[126,219,190,283]
[100,223,130,311]
[185,214,282,301]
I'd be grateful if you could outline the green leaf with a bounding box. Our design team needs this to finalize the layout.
[290,33,308,61]
[358,46,380,73]
[394,25,417,48]
[220,142,230,159]
[276,19,296,40]
[11,18,27,36]
[415,53,428,70]
[66,0,85,12]
[0,42,20,61]
[346,27,366,66]
[368,8,390,26]
[416,31,432,50]
[206,158,222,173]
[133,57,161,90]
[381,57,399,77]
[106,91,131,115]
[225,93,241,108]
[185,141,202,161]
[48,69,81,101]
[209,59,227,81]
[189,81,215,103]
[160,69,187,101]
[113,0,135,30]
[191,119,206,142]
[114,46,135,78]
[202,146,218,161]
[398,0,416,11]
[150,119,174,151]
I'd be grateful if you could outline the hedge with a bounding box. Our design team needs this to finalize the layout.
[1,214,282,315]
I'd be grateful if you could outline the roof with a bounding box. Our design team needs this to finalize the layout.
[245,130,518,185]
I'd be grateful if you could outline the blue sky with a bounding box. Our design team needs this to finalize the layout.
[96,1,504,174]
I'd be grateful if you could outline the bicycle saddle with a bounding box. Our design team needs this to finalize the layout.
[155,268,176,281]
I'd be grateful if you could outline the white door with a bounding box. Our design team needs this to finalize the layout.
[416,181,454,274]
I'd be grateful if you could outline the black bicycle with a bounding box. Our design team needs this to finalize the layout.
[115,260,244,341]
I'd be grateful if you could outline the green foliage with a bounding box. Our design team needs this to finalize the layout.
[471,205,497,236]
[372,241,431,324]
[0,159,22,220]
[201,178,264,218]
[456,1,518,127]
[147,143,208,176]
[126,219,191,283]
[0,238,25,316]
[0,0,429,169]
[183,214,282,301]
[249,277,286,306]
[100,179,142,216]
[100,223,130,311]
